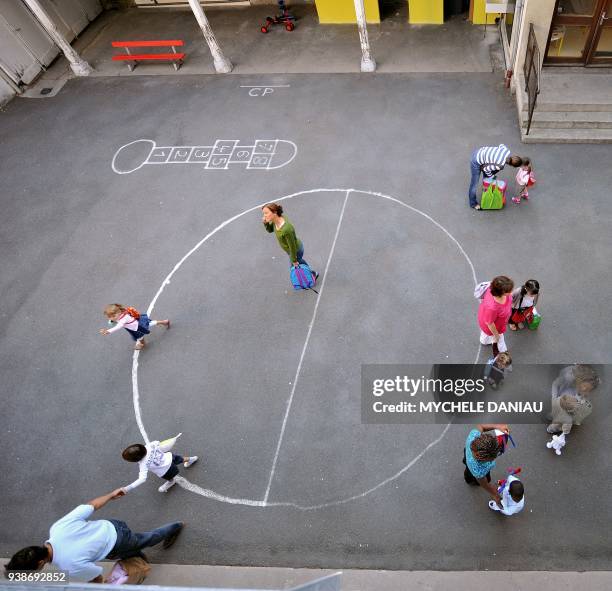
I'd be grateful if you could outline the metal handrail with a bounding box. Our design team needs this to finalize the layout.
[523,23,540,136]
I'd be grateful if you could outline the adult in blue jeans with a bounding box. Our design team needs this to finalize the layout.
[262,202,318,281]
[468,144,522,210]
[4,488,183,583]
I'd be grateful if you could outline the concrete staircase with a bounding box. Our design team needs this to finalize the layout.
[515,69,612,143]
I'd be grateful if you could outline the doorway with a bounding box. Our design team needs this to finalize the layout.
[379,0,406,20]
[545,0,612,65]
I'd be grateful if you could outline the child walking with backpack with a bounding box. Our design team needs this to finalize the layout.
[513,158,536,204]
[509,280,540,331]
[121,434,198,494]
[100,304,170,350]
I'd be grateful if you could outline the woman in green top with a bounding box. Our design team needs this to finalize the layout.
[262,202,318,278]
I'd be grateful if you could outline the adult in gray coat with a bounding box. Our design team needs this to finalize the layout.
[547,365,600,435]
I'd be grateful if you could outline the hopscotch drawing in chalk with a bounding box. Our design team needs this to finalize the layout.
[112,138,297,175]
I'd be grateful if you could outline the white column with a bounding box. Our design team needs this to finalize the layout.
[353,0,376,72]
[187,0,233,74]
[21,0,93,76]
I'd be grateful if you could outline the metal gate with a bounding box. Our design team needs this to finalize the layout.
[0,0,56,85]
[0,0,102,88]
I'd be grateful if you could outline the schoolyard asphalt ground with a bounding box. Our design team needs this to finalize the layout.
[1,71,611,574]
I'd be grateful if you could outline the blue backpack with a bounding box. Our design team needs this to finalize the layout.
[290,263,318,293]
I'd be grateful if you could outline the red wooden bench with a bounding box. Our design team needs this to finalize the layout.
[111,40,185,71]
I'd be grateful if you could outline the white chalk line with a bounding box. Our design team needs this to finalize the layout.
[262,190,351,504]
[131,351,149,444]
[175,418,453,511]
[349,190,477,285]
[112,138,155,175]
[132,188,480,510]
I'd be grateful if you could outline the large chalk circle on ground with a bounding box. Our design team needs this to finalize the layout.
[132,189,479,510]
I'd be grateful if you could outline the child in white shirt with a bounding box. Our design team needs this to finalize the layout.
[121,436,198,493]
[489,474,524,516]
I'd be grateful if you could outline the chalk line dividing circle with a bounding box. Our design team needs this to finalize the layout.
[263,190,351,505]
[132,188,481,511]
[112,138,297,175]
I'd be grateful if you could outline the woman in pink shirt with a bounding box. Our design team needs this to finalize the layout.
[478,276,514,357]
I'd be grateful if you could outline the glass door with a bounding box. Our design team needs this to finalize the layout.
[587,0,612,63]
[544,0,605,64]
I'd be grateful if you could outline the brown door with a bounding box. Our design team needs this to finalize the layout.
[586,0,612,63]
[544,0,611,65]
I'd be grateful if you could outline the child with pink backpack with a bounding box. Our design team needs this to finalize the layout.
[513,157,536,204]
[99,304,170,351]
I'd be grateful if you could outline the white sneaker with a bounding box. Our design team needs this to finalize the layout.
[184,456,198,468]
[158,480,176,493]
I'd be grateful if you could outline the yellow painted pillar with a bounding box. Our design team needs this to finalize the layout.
[408,0,444,24]
[315,0,380,24]
[471,0,499,24]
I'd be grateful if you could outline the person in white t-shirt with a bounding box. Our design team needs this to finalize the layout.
[4,489,184,583]
[488,474,524,516]
[121,436,198,494]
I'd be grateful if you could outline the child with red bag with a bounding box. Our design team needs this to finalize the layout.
[509,280,540,331]
[513,157,536,204]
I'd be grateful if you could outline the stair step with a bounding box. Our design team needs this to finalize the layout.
[522,101,612,113]
[518,89,612,113]
[521,111,612,129]
[535,71,612,111]
[521,128,612,144]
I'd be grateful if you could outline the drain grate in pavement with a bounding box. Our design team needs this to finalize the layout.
[40,87,53,95]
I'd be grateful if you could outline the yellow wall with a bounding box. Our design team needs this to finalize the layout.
[315,0,380,24]
[408,0,443,24]
[471,0,500,25]
[314,0,514,26]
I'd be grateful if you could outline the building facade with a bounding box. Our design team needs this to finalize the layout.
[2,0,609,141]
[503,0,611,142]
